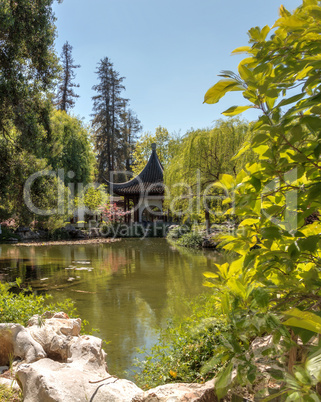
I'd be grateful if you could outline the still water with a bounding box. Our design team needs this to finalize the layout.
[0,239,222,379]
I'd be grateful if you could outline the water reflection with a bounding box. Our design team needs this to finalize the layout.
[0,239,223,378]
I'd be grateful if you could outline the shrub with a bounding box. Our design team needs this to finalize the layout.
[0,280,77,327]
[0,226,20,242]
[166,225,190,240]
[47,228,71,241]
[134,294,231,390]
[1,218,18,230]
[176,231,203,248]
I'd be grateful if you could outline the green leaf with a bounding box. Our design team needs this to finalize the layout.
[232,46,252,54]
[313,143,321,159]
[260,227,282,240]
[296,66,314,80]
[215,361,233,400]
[283,309,321,334]
[306,347,321,382]
[261,389,290,402]
[310,105,321,115]
[261,25,270,41]
[201,354,226,375]
[203,281,216,288]
[204,80,243,104]
[273,16,306,29]
[297,236,319,253]
[279,4,291,17]
[276,93,306,108]
[251,287,270,308]
[231,143,250,161]
[251,133,269,147]
[292,327,315,344]
[222,105,253,116]
[219,174,235,190]
[203,271,219,279]
[253,144,270,158]
[239,218,260,227]
[267,368,284,380]
[308,183,321,200]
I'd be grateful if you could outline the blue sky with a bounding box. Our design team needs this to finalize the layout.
[53,0,302,136]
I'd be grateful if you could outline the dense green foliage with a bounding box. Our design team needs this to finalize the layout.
[200,1,321,400]
[0,0,60,150]
[139,1,321,400]
[132,127,180,175]
[0,1,97,228]
[176,231,203,248]
[135,294,230,389]
[0,280,76,327]
[0,111,94,226]
[164,119,252,223]
[49,110,96,187]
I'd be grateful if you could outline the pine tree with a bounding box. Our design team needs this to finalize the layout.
[56,41,80,112]
[120,108,142,171]
[92,57,129,181]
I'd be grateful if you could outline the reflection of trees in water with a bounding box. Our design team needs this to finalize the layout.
[0,239,225,378]
[93,239,225,375]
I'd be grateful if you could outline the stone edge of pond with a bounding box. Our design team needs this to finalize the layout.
[0,312,218,402]
[12,238,121,247]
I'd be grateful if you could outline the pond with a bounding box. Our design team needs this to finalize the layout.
[0,238,222,380]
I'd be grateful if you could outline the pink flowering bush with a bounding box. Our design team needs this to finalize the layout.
[1,218,18,230]
[98,203,128,223]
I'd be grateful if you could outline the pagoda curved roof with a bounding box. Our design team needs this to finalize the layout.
[109,145,164,196]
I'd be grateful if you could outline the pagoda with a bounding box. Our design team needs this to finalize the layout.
[108,144,165,223]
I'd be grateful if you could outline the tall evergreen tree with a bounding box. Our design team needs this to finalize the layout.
[120,108,142,171]
[92,57,128,181]
[56,41,80,112]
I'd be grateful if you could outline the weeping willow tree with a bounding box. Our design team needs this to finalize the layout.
[131,126,181,175]
[164,119,252,225]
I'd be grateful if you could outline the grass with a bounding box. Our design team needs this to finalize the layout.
[0,383,22,402]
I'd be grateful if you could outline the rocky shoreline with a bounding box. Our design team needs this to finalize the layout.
[0,312,217,402]
[13,238,120,247]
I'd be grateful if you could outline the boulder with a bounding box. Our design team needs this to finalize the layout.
[20,231,41,241]
[89,228,101,238]
[0,323,46,365]
[27,313,82,362]
[16,226,30,233]
[0,377,20,391]
[6,312,143,401]
[0,312,217,402]
[62,224,88,239]
[141,380,217,402]
[5,237,18,244]
[17,359,144,402]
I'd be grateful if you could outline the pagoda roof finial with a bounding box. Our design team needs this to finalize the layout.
[107,144,164,196]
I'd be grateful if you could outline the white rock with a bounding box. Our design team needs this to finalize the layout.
[141,380,216,402]
[0,312,217,402]
[0,323,46,365]
[17,359,144,402]
[0,377,20,391]
[27,315,81,362]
